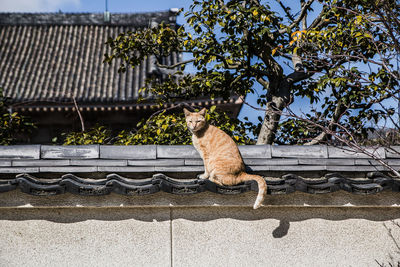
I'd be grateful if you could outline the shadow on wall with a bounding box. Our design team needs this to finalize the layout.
[1,206,400,238]
[1,189,400,243]
[1,190,400,208]
[375,220,400,266]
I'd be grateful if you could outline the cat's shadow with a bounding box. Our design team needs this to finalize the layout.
[272,219,290,238]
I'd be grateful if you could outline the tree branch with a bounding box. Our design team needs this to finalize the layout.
[305,100,347,145]
[285,108,400,177]
[73,97,85,132]
[275,0,295,22]
[156,59,196,69]
[279,0,314,34]
[147,102,197,121]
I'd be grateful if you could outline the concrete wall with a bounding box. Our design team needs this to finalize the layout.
[0,191,399,267]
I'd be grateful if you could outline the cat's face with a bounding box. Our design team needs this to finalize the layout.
[183,108,207,133]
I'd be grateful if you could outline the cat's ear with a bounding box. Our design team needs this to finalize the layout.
[198,108,206,116]
[183,108,191,117]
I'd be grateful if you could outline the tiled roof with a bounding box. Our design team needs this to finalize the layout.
[0,12,180,106]
[0,145,399,196]
[0,12,177,26]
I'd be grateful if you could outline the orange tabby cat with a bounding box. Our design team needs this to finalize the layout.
[184,108,267,209]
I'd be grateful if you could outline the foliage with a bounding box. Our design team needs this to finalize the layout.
[104,0,307,144]
[104,0,400,145]
[0,88,35,145]
[60,107,255,145]
[59,125,113,145]
[275,0,400,145]
[287,0,400,144]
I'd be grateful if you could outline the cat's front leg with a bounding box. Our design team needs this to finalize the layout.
[198,172,210,180]
[198,159,210,180]
[197,155,210,180]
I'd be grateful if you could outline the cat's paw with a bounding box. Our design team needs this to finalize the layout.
[253,203,262,209]
[197,173,209,180]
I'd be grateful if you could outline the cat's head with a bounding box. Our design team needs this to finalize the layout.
[183,108,207,133]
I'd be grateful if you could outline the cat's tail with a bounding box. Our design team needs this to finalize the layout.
[238,172,267,209]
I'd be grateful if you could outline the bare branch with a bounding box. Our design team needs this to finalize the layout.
[305,101,347,145]
[279,0,314,34]
[73,97,85,132]
[275,0,295,22]
[156,59,196,69]
[147,102,198,121]
[307,5,328,30]
[257,77,270,89]
[239,96,267,112]
[284,108,400,178]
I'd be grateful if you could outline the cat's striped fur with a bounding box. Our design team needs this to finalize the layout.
[184,108,267,209]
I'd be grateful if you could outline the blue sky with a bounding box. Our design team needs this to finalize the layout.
[0,0,315,127]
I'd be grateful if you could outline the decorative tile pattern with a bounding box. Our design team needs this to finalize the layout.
[0,171,397,196]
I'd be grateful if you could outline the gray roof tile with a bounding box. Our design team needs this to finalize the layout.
[12,160,70,167]
[238,145,271,158]
[100,145,156,160]
[299,158,355,166]
[128,159,185,166]
[41,145,99,159]
[385,147,400,158]
[154,166,204,172]
[70,159,128,166]
[97,166,155,172]
[271,145,328,158]
[0,12,177,26]
[157,145,200,159]
[39,166,98,172]
[0,160,12,167]
[328,147,386,159]
[0,167,39,173]
[0,145,40,159]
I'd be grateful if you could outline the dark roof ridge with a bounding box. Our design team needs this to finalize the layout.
[0,11,178,26]
[0,172,397,196]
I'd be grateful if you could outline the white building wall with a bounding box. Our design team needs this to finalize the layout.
[0,191,399,266]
